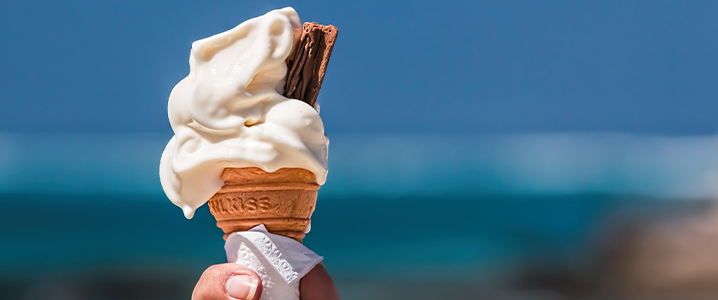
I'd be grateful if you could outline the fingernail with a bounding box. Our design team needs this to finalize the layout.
[226,275,259,300]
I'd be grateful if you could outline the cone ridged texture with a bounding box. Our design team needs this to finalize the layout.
[207,167,319,242]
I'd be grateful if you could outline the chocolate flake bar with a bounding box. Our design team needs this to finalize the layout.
[283,22,338,108]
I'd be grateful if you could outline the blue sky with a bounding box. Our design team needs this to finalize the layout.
[1,0,717,135]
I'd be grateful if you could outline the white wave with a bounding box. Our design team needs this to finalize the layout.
[323,133,718,199]
[0,132,168,196]
[1,132,717,199]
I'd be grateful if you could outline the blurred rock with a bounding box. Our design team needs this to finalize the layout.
[595,200,718,298]
[0,264,199,300]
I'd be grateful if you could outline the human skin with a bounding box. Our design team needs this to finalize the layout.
[192,263,341,300]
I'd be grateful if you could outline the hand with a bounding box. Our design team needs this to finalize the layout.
[192,262,340,300]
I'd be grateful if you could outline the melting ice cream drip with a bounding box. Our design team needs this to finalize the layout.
[159,7,328,218]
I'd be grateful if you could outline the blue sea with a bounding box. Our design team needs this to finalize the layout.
[0,133,714,299]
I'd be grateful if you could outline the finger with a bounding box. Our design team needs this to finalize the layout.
[192,263,262,300]
[300,263,341,300]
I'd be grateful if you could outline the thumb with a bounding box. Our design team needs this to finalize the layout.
[192,263,262,300]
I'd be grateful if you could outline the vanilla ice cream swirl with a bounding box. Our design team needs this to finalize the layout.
[159,7,328,218]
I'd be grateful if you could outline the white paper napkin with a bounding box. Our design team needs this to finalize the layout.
[225,224,323,300]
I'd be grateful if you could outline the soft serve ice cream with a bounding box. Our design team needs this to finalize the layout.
[159,7,328,219]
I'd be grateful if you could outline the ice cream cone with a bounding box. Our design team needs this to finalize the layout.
[207,167,319,242]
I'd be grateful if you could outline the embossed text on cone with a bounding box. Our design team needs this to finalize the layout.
[208,167,319,242]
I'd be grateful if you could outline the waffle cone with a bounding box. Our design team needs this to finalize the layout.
[207,167,319,242]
